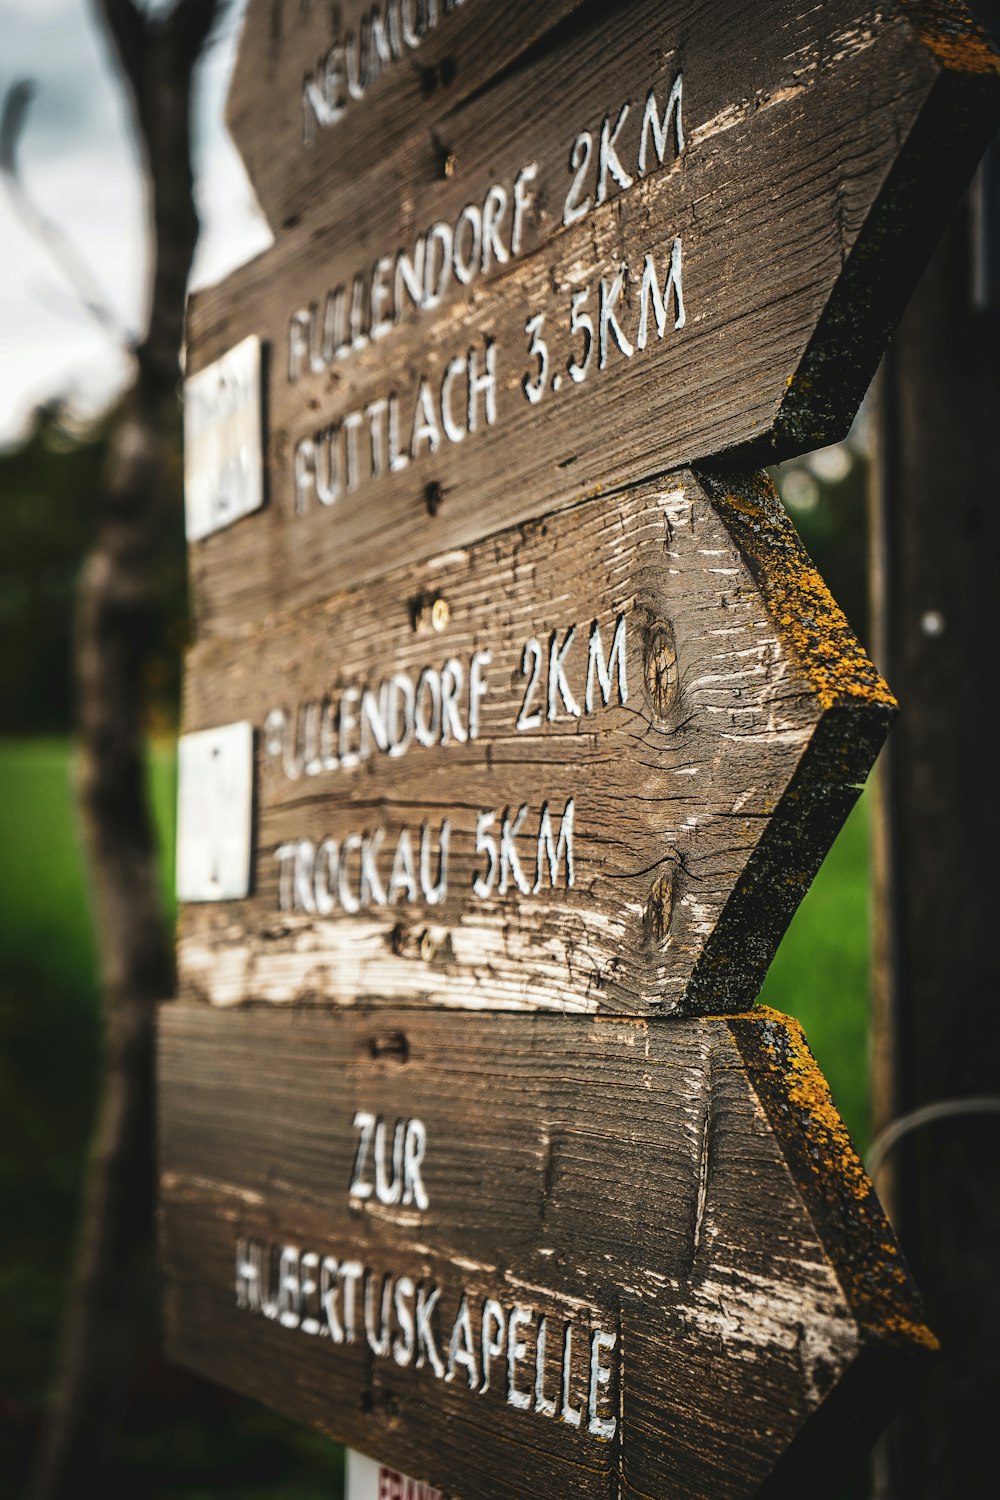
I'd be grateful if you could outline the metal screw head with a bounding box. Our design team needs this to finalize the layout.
[431,597,451,632]
[419,929,436,962]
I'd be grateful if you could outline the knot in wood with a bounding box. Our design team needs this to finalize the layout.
[643,869,676,948]
[419,928,437,962]
[643,623,678,718]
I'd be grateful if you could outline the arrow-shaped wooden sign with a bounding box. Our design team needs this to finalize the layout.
[160,1003,935,1500]
[177,466,893,1016]
[186,0,998,632]
[160,3,1000,1493]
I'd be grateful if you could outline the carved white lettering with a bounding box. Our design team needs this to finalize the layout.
[516,638,544,731]
[534,1315,557,1417]
[237,1236,619,1438]
[320,1255,344,1342]
[453,204,482,284]
[637,239,685,348]
[393,1276,416,1366]
[588,1328,617,1438]
[498,804,532,897]
[507,1304,532,1410]
[599,267,635,368]
[563,130,592,226]
[547,626,582,720]
[447,1294,479,1388]
[480,1298,505,1394]
[596,103,634,204]
[365,1271,393,1356]
[638,74,684,176]
[402,1118,429,1209]
[350,1111,376,1200]
[419,819,449,904]
[339,1260,363,1343]
[534,799,575,893]
[373,1116,403,1205]
[415,1284,444,1377]
[511,163,538,256]
[300,1252,321,1336]
[561,1323,583,1427]
[586,613,629,711]
[469,650,490,738]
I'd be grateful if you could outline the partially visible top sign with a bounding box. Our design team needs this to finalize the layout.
[187,0,999,632]
[183,335,263,542]
[226,0,585,234]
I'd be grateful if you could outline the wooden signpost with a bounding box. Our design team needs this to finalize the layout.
[161,1006,933,1500]
[177,468,893,1017]
[160,1,999,1496]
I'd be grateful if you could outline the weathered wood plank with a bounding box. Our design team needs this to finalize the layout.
[187,0,998,632]
[158,1003,934,1500]
[176,468,893,1016]
[226,0,586,233]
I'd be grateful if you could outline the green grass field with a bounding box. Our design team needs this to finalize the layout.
[0,740,343,1496]
[759,792,872,1148]
[0,738,873,1495]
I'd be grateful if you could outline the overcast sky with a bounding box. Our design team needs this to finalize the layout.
[0,0,272,444]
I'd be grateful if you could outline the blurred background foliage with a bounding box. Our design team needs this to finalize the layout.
[0,406,872,1497]
[0,401,188,736]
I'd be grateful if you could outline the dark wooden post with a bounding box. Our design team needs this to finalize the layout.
[869,153,1000,1499]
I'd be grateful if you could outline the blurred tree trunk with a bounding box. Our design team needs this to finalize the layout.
[26,3,224,1497]
[869,149,1000,1496]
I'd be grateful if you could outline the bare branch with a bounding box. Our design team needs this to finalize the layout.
[168,0,230,62]
[0,78,34,175]
[90,0,147,98]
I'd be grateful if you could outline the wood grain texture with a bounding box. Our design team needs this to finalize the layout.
[188,0,999,632]
[158,1003,934,1500]
[177,468,893,1017]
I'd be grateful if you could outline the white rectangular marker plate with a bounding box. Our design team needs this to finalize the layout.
[184,334,263,541]
[176,723,254,902]
[346,1451,444,1500]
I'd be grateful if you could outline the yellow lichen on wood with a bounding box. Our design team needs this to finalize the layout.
[740,1007,939,1351]
[751,1005,871,1202]
[880,1312,941,1352]
[702,471,897,714]
[901,0,1000,74]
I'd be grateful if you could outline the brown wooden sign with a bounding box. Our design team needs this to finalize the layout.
[187,0,998,631]
[160,1004,935,1500]
[178,467,893,1016]
[160,2,1000,1492]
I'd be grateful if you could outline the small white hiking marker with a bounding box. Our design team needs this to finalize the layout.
[176,722,254,902]
[346,1451,443,1500]
[184,334,263,541]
